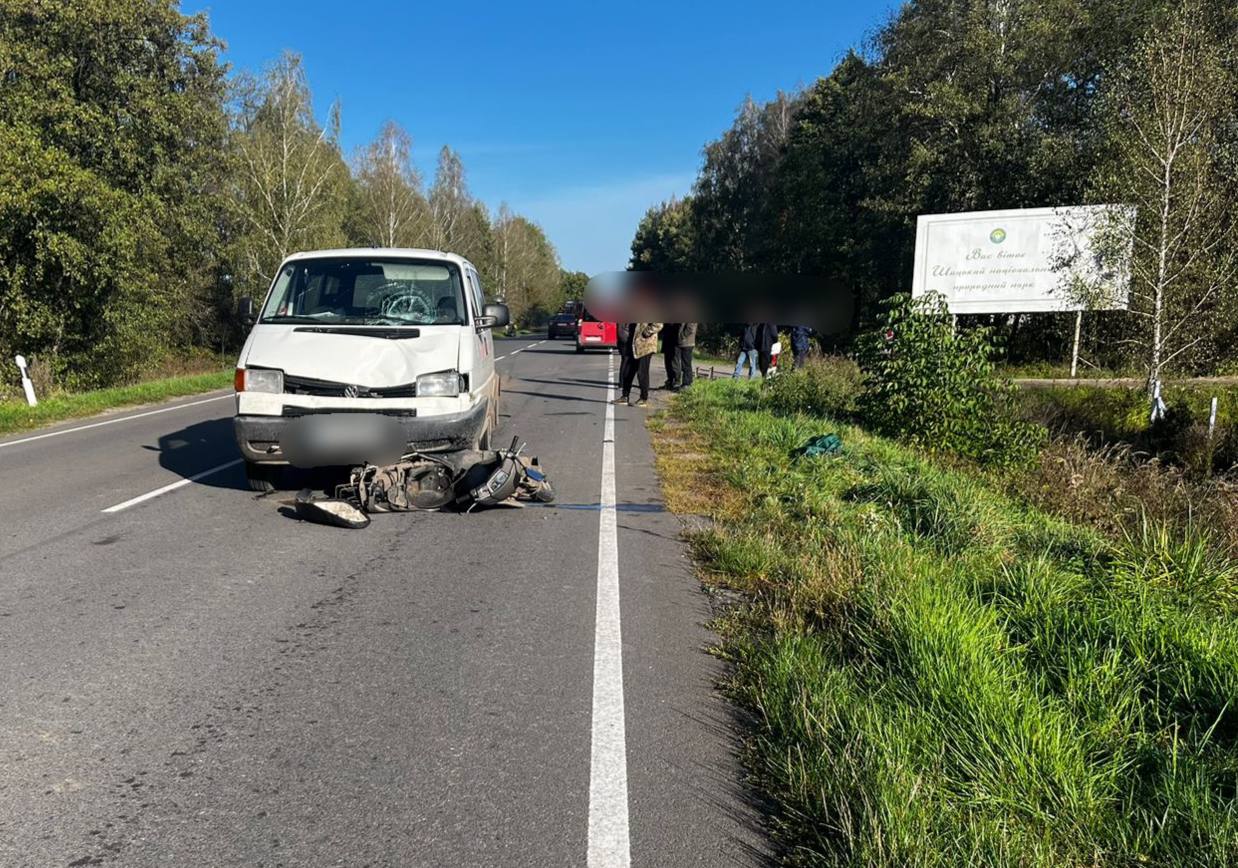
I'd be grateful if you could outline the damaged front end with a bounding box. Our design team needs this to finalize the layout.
[293,437,555,528]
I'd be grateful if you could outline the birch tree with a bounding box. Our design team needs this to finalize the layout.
[1093,1,1237,396]
[492,205,559,325]
[230,52,350,295]
[425,146,472,252]
[352,120,428,248]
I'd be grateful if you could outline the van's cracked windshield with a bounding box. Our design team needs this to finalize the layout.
[261,259,469,326]
[2,1,1237,866]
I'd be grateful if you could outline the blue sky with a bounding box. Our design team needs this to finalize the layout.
[185,0,899,274]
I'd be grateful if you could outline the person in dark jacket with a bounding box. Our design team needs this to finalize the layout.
[732,323,759,379]
[616,322,635,396]
[755,323,778,377]
[676,322,697,389]
[790,325,813,369]
[660,323,681,390]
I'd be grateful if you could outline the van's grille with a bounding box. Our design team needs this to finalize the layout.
[283,374,418,398]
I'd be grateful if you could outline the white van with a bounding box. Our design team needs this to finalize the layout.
[233,248,508,491]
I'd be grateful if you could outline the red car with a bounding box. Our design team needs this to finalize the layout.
[575,311,617,353]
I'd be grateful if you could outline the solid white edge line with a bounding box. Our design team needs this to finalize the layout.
[101,458,244,514]
[0,393,232,450]
[588,350,630,867]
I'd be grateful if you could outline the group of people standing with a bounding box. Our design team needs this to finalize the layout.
[614,321,815,405]
[614,322,697,407]
[734,323,814,378]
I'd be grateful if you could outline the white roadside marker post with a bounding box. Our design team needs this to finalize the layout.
[15,355,37,407]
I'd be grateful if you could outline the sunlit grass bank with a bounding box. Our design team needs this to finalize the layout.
[651,379,1238,866]
[0,370,232,437]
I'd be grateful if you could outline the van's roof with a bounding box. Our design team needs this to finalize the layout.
[283,248,475,269]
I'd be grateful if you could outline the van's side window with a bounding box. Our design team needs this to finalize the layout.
[467,269,485,316]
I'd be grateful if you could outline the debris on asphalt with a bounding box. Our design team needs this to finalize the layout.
[295,489,370,529]
[292,436,555,528]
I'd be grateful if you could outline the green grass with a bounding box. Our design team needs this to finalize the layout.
[652,379,1238,866]
[0,369,233,437]
[999,361,1137,380]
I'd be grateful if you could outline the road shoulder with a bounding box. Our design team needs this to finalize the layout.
[613,385,771,866]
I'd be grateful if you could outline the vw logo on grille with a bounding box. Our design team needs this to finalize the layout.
[343,384,359,398]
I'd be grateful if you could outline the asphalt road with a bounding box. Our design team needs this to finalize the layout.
[0,338,767,867]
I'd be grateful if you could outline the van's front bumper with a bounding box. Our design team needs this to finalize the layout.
[234,401,488,465]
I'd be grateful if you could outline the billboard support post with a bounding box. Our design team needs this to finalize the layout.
[1070,310,1083,379]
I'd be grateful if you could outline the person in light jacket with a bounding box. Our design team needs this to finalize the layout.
[615,322,662,406]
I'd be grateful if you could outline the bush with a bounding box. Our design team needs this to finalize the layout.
[857,293,1045,468]
[760,356,862,419]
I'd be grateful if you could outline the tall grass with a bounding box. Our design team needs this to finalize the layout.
[654,379,1238,865]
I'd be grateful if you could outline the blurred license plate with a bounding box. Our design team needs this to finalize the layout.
[283,414,404,467]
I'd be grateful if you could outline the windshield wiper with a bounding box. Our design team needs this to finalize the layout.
[260,314,343,324]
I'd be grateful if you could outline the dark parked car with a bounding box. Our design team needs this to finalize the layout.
[547,312,577,339]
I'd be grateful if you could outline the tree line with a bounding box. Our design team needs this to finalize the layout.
[0,0,572,391]
[631,0,1238,383]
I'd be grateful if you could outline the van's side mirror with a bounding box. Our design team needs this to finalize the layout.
[238,296,255,325]
[476,303,510,330]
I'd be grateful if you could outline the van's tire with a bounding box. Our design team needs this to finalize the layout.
[245,462,281,493]
[575,344,584,354]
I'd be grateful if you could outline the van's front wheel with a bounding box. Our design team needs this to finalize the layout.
[245,462,281,493]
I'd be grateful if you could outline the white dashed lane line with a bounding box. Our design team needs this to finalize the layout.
[100,459,244,514]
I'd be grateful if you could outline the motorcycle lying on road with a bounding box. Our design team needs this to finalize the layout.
[293,436,555,529]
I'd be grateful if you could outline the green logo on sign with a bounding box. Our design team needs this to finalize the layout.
[990,228,1007,244]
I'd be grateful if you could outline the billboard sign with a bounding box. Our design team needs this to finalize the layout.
[912,205,1132,314]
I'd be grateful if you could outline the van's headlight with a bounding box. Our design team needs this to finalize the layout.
[416,370,461,397]
[238,368,283,394]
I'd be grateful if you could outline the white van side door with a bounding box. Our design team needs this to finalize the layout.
[466,267,495,397]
